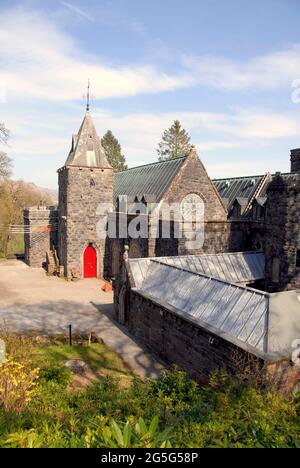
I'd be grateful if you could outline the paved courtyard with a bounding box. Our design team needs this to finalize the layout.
[0,260,164,379]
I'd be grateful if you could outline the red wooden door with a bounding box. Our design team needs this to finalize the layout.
[83,246,97,278]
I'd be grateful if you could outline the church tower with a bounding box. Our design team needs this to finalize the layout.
[58,103,114,279]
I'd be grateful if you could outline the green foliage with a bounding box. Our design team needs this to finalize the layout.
[40,366,71,388]
[101,130,128,172]
[0,337,299,448]
[87,416,172,448]
[35,342,131,385]
[151,366,199,404]
[157,120,192,161]
[0,179,53,256]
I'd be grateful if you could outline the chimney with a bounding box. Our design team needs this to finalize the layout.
[290,148,300,173]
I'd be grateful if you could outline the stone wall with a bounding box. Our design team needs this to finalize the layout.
[58,166,114,279]
[290,148,300,173]
[264,173,300,292]
[127,290,255,384]
[24,206,58,267]
[162,150,227,223]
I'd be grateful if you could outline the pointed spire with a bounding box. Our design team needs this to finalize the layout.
[64,111,112,169]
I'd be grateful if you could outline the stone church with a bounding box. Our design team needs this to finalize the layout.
[23,108,300,388]
[24,107,300,293]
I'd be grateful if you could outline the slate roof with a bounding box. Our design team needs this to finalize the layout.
[114,154,296,215]
[213,175,263,212]
[114,157,186,202]
[65,112,111,169]
[213,173,296,214]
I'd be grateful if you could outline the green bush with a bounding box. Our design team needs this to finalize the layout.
[0,346,299,448]
[150,366,199,404]
[39,366,71,388]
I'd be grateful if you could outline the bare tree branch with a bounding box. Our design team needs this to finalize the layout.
[0,123,9,145]
[0,152,12,179]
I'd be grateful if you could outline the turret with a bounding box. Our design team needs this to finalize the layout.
[290,148,300,173]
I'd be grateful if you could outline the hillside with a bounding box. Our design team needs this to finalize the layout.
[27,183,58,204]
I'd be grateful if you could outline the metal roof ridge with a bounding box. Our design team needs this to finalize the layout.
[149,258,269,296]
[147,250,264,259]
[213,174,264,182]
[213,171,294,182]
[115,156,186,174]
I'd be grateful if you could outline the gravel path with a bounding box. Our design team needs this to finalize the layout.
[0,260,165,379]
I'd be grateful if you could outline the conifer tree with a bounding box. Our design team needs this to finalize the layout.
[101,130,128,172]
[157,120,191,161]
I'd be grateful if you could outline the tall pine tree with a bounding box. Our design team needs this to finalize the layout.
[101,130,128,172]
[157,120,191,161]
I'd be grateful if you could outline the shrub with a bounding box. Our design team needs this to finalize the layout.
[40,365,71,388]
[85,416,172,448]
[149,367,200,423]
[150,367,199,404]
[0,357,39,413]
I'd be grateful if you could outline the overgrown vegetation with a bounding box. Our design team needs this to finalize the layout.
[0,332,299,448]
[0,180,53,257]
[0,122,54,257]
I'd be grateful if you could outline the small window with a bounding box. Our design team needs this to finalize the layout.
[233,204,241,219]
[272,257,280,283]
[296,250,300,268]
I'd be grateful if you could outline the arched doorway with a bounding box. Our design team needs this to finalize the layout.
[83,245,97,278]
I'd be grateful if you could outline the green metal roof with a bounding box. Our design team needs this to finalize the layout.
[114,157,186,202]
[115,158,295,215]
[213,175,263,212]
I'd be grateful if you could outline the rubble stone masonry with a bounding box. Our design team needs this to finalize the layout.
[58,166,114,279]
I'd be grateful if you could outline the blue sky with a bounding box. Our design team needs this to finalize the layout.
[1,0,300,188]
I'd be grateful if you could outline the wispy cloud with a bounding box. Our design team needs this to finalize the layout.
[61,1,94,23]
[5,105,299,186]
[183,45,300,90]
[0,6,189,103]
[2,5,300,106]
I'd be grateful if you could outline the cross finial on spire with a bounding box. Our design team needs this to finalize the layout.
[86,79,90,112]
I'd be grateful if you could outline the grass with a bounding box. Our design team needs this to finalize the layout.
[0,333,299,448]
[7,235,24,256]
[34,341,133,387]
